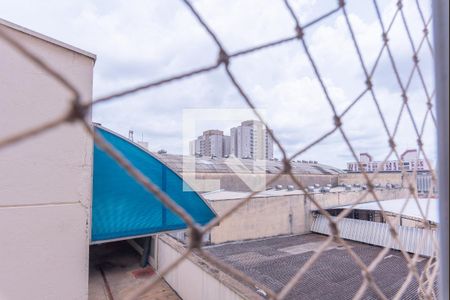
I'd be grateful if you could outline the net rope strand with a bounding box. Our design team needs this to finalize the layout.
[0,0,440,299]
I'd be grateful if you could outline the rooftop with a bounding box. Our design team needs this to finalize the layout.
[201,185,394,201]
[155,153,343,175]
[206,233,436,299]
[323,198,439,223]
[203,189,305,201]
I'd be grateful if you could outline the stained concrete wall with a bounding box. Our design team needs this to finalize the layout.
[208,194,309,244]
[157,235,258,300]
[206,188,409,244]
[337,172,407,186]
[0,20,94,300]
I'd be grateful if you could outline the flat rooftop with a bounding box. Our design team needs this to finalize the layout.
[324,198,439,223]
[202,185,399,201]
[206,234,436,299]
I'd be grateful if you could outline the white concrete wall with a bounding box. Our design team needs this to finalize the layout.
[209,194,308,244]
[157,236,252,300]
[0,21,94,300]
[206,188,408,244]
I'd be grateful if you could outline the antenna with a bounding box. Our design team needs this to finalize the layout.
[128,130,134,141]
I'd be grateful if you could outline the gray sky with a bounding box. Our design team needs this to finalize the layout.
[0,0,436,168]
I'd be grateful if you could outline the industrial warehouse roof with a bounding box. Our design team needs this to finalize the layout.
[324,198,439,223]
[154,153,343,175]
[92,125,216,243]
[203,189,305,201]
[202,185,376,201]
[206,234,436,299]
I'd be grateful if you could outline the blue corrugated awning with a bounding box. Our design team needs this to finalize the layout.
[91,125,216,243]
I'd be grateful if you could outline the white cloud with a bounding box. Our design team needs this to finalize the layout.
[0,0,436,168]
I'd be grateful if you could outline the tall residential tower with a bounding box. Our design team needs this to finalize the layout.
[230,120,273,160]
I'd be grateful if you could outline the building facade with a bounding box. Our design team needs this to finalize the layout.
[0,19,95,300]
[190,130,231,158]
[230,120,274,160]
[347,149,430,172]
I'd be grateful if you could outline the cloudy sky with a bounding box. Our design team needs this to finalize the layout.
[0,0,436,168]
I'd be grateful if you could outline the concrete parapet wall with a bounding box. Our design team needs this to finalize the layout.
[207,188,408,245]
[337,172,412,186]
[208,194,309,244]
[157,235,259,300]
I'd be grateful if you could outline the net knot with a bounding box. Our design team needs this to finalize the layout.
[362,270,373,282]
[389,138,396,149]
[188,226,203,250]
[329,222,339,238]
[417,138,423,147]
[334,116,342,128]
[295,26,304,39]
[389,227,398,237]
[282,158,292,174]
[401,93,408,104]
[367,182,375,192]
[68,100,86,122]
[217,50,229,66]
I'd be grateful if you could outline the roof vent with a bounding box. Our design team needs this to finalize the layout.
[320,187,331,193]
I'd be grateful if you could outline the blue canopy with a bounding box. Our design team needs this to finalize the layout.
[92,125,216,243]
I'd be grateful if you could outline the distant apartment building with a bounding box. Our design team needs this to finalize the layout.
[230,120,274,160]
[190,130,231,158]
[347,149,430,172]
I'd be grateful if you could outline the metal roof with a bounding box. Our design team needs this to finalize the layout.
[324,198,439,223]
[206,233,435,299]
[203,189,306,201]
[154,153,343,175]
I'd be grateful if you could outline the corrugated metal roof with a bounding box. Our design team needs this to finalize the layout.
[154,153,343,175]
